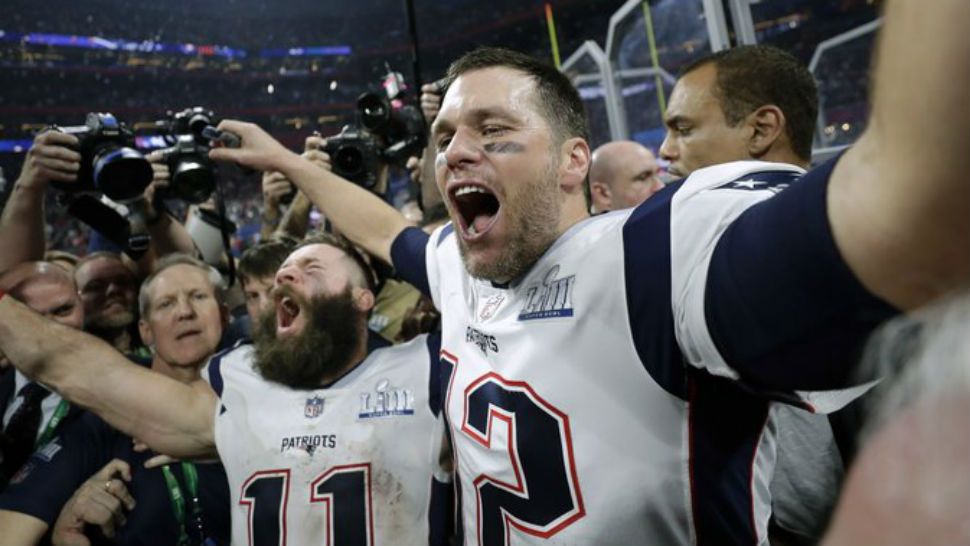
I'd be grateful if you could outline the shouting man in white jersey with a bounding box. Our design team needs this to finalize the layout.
[0,233,452,545]
[163,1,965,543]
[5,0,970,543]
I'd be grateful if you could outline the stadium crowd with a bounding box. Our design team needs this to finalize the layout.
[0,0,967,545]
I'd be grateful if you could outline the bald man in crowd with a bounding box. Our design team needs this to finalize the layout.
[0,262,84,490]
[588,140,664,213]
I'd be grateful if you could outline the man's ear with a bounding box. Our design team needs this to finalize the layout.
[559,137,591,194]
[746,105,786,158]
[590,180,612,212]
[352,287,376,314]
[138,318,154,348]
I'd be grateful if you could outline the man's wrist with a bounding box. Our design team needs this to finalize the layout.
[13,177,49,195]
[261,210,281,226]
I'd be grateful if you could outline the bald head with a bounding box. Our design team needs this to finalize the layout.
[0,261,84,330]
[589,141,663,213]
[1,261,76,298]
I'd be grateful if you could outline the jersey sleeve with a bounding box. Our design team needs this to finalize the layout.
[390,226,434,298]
[392,224,455,309]
[0,412,113,524]
[670,158,896,411]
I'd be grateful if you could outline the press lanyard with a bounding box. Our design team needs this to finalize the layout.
[35,399,69,448]
[161,462,207,546]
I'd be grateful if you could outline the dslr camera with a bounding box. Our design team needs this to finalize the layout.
[323,68,427,190]
[52,113,153,203]
[156,107,220,204]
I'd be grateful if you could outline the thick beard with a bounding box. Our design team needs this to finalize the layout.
[459,156,561,282]
[251,285,364,390]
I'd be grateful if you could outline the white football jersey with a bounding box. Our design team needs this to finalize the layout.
[415,160,881,545]
[203,334,450,546]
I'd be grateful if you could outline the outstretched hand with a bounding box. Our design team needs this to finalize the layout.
[208,120,297,173]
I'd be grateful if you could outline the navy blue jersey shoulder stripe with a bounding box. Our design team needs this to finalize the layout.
[622,180,688,399]
[207,351,230,398]
[205,340,250,399]
[391,226,432,298]
[713,170,802,191]
[704,156,898,391]
[426,331,443,417]
[437,223,454,247]
[688,369,769,545]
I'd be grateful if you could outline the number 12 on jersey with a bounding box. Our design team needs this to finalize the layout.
[240,463,374,546]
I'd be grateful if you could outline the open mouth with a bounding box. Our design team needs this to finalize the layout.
[277,296,301,330]
[450,183,500,239]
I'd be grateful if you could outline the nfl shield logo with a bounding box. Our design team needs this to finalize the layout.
[304,396,324,418]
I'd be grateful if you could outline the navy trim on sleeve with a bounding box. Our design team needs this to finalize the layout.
[688,369,769,545]
[208,354,226,399]
[622,181,689,400]
[425,331,443,417]
[390,226,432,298]
[437,223,454,247]
[705,155,899,391]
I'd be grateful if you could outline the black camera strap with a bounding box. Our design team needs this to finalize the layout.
[63,194,150,260]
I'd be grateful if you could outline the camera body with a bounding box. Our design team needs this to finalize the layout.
[323,69,428,191]
[322,125,384,190]
[157,107,218,204]
[53,113,153,203]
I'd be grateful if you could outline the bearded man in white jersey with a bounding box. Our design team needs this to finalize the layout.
[5,0,970,543]
[0,232,452,545]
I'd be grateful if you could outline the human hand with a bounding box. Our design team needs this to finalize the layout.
[303,134,332,172]
[406,155,422,184]
[208,120,296,173]
[51,458,136,546]
[131,438,180,469]
[16,130,81,191]
[139,150,172,216]
[262,171,294,209]
[420,82,444,123]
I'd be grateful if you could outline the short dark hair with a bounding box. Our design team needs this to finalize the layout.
[446,47,589,144]
[296,231,377,294]
[238,237,298,286]
[681,45,818,161]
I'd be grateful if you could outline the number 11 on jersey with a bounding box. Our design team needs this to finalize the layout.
[241,464,374,546]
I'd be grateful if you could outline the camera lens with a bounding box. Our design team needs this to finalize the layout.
[188,113,212,136]
[171,160,216,204]
[92,146,153,202]
[358,93,390,131]
[333,145,364,177]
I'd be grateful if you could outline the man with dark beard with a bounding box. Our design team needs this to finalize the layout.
[0,234,452,545]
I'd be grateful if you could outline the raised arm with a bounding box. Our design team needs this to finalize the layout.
[0,131,80,273]
[828,0,970,310]
[0,293,216,459]
[208,121,411,264]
